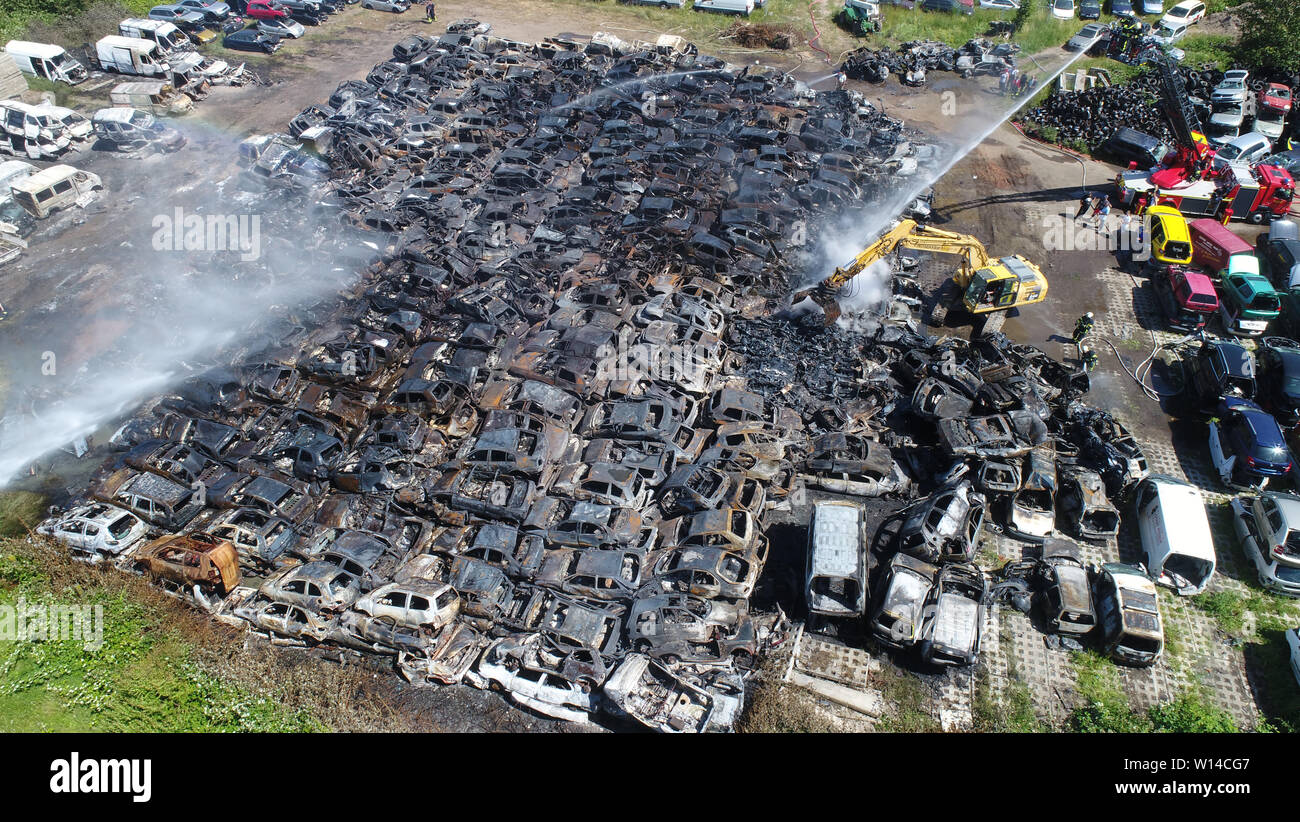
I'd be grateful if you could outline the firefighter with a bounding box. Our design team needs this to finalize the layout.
[1081,345,1099,372]
[1074,191,1093,220]
[1072,311,1095,345]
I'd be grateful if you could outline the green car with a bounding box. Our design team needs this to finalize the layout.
[1219,259,1281,336]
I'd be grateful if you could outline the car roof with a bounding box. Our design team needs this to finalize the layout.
[1210,340,1254,378]
[1224,398,1287,446]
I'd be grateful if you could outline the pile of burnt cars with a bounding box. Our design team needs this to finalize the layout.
[739,319,1163,668]
[38,25,940,731]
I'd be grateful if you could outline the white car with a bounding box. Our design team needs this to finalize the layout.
[979,0,1020,8]
[1152,19,1188,45]
[36,503,149,561]
[257,18,305,38]
[1161,0,1205,26]
[352,581,460,630]
[1288,628,1300,687]
[473,638,598,722]
[1051,0,1076,18]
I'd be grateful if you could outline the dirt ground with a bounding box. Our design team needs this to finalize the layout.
[1,2,1293,731]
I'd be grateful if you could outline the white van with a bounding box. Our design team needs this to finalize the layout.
[95,35,171,77]
[693,0,755,15]
[118,19,194,57]
[1133,476,1216,595]
[0,100,92,159]
[805,500,868,618]
[4,41,88,85]
[9,164,103,219]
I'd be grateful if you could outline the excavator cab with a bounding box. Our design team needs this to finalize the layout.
[963,256,1046,315]
[965,267,1017,310]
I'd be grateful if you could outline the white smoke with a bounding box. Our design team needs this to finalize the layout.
[0,122,369,487]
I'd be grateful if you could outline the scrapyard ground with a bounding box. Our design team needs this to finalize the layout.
[1,2,1297,732]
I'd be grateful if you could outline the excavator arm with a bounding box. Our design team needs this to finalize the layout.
[791,219,995,323]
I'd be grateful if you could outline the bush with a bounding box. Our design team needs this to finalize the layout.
[1235,0,1300,74]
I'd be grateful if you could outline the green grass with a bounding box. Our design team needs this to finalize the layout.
[1148,690,1239,732]
[2,0,158,46]
[1178,33,1236,70]
[0,541,320,732]
[974,641,1048,732]
[0,491,47,539]
[1192,590,1248,636]
[0,536,414,732]
[1068,650,1154,732]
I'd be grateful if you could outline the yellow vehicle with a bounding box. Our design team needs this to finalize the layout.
[1146,205,1193,266]
[792,219,1049,333]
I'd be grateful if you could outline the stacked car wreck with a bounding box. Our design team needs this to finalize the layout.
[35,23,1156,730]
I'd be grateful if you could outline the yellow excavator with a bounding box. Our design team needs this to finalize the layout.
[790,219,1049,334]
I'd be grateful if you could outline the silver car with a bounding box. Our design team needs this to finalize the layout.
[258,18,306,38]
[36,503,149,561]
[360,0,409,10]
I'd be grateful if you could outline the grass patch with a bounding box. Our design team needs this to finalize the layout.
[1162,615,1184,659]
[0,536,409,732]
[1069,650,1246,732]
[1178,33,1236,70]
[1148,690,1239,732]
[738,675,838,732]
[6,0,158,47]
[1068,650,1152,732]
[973,646,1048,732]
[0,491,47,539]
[1192,590,1248,636]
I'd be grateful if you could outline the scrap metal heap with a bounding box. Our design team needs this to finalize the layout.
[841,39,1019,87]
[38,24,1146,731]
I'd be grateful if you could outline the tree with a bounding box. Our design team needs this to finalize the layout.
[1236,0,1300,75]
[1013,0,1035,33]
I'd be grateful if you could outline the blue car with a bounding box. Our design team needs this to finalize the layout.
[1209,397,1294,488]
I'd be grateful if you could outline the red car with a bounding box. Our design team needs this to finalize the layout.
[244,0,288,19]
[1154,266,1218,331]
[1261,83,1293,115]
